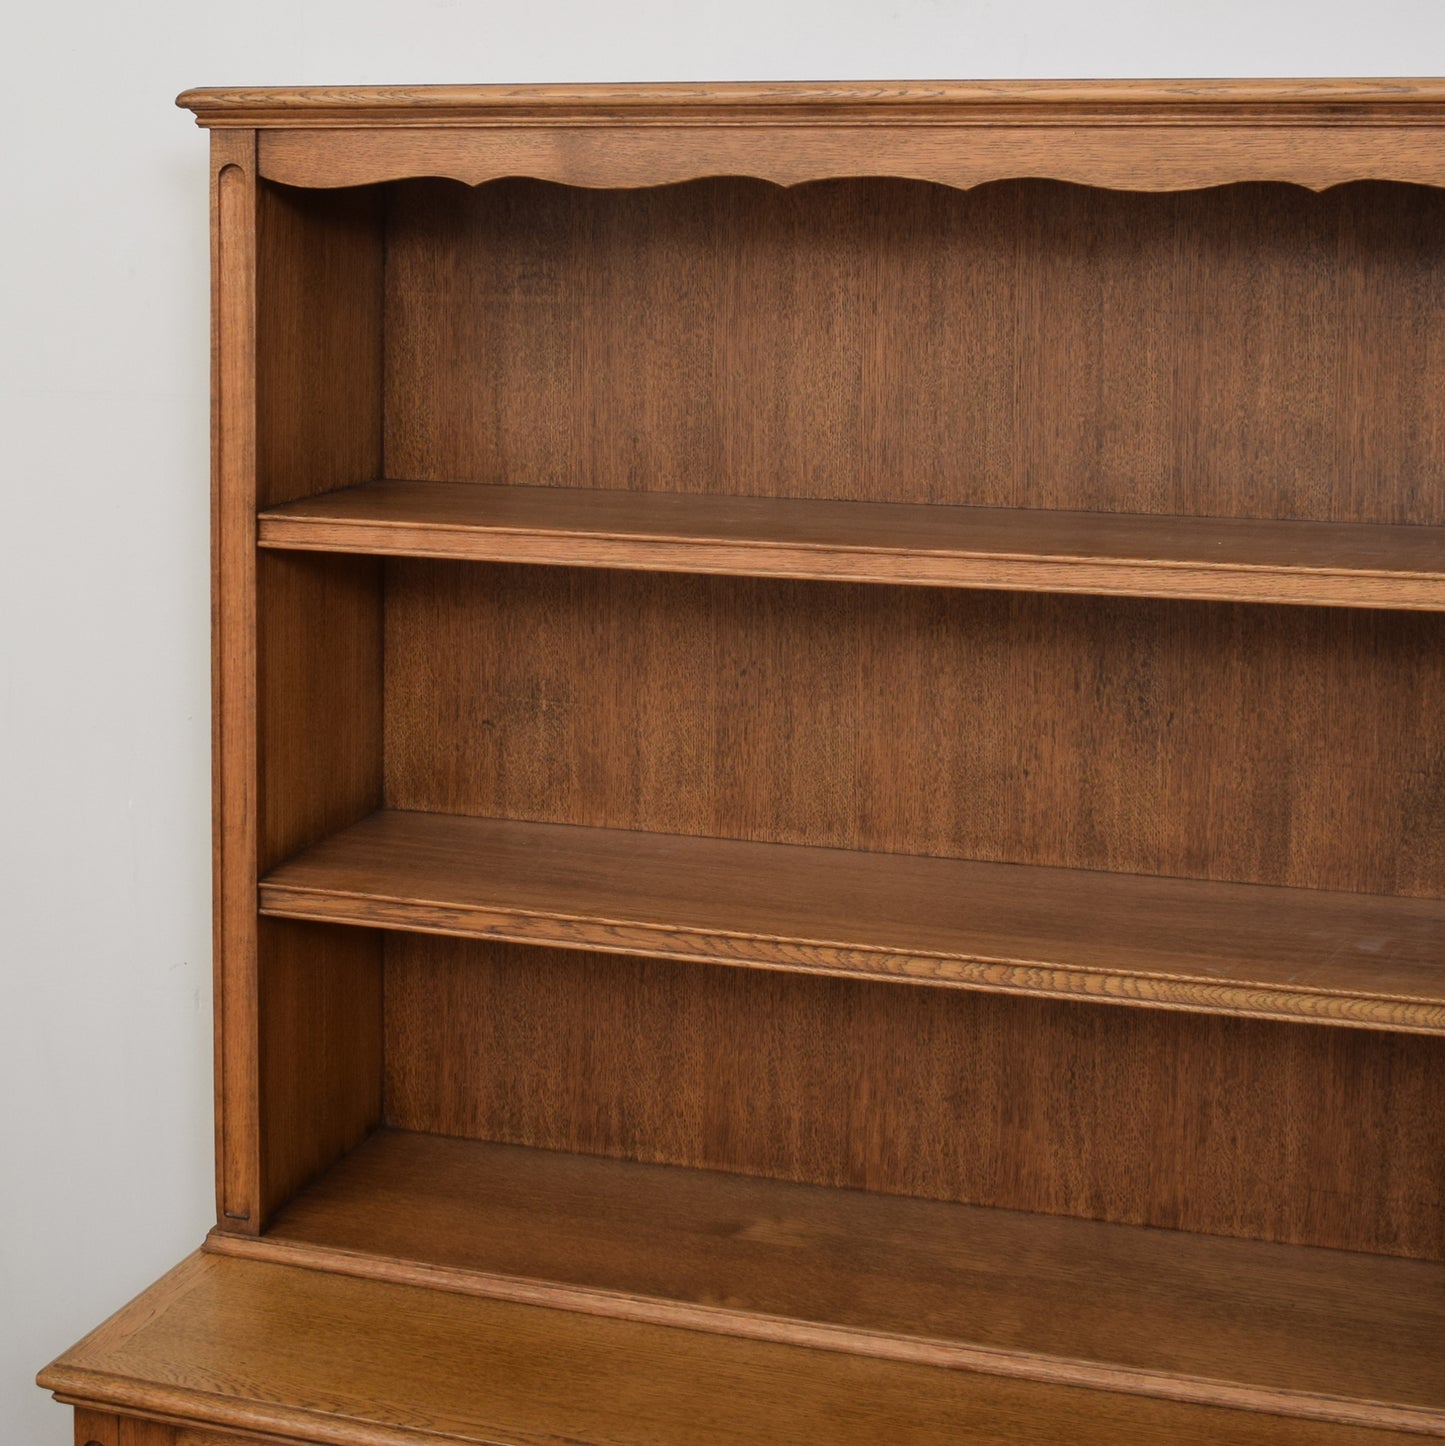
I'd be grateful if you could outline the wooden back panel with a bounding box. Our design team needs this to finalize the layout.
[384,561,1445,896]
[261,169,1445,1256]
[384,935,1445,1260]
[384,177,1445,525]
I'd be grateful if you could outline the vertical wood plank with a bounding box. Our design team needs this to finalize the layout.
[118,1417,177,1445]
[384,935,1445,1260]
[383,563,1445,897]
[250,179,386,1222]
[73,1409,121,1446]
[384,177,1445,524]
[211,128,261,1235]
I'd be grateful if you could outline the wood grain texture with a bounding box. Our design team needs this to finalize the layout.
[119,1421,178,1446]
[382,562,1445,897]
[258,123,1445,192]
[216,1129,1445,1433]
[383,178,1445,526]
[211,128,261,1232]
[74,1408,122,1446]
[257,920,381,1219]
[382,936,1445,1259]
[259,481,1445,610]
[176,77,1445,121]
[252,552,382,1225]
[99,78,1445,1446]
[259,810,1445,1033]
[246,178,387,1228]
[256,181,382,510]
[39,1252,1425,1445]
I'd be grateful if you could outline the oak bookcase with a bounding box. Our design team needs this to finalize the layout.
[40,81,1445,1445]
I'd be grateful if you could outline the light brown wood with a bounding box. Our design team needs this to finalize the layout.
[247,164,387,1228]
[254,182,383,512]
[209,1129,1445,1434]
[382,563,1445,898]
[257,920,381,1216]
[41,1252,1424,1445]
[261,809,1445,1032]
[176,81,1445,194]
[212,133,391,1236]
[256,123,1445,193]
[211,127,261,1232]
[74,1408,122,1446]
[45,76,1445,1446]
[119,1422,178,1446]
[383,935,1445,1259]
[176,77,1445,121]
[259,481,1445,610]
[383,178,1445,527]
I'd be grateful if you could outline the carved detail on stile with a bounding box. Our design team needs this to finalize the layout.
[211,139,262,1237]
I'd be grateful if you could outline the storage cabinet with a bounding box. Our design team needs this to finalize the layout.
[40,80,1445,1444]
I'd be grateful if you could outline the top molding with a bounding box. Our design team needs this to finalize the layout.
[178,78,1445,125]
[178,80,1445,193]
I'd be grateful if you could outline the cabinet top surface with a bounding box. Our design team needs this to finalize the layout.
[177,77,1445,126]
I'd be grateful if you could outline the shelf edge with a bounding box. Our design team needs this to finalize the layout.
[256,883,1445,1034]
[201,1231,1445,1438]
[256,515,1445,611]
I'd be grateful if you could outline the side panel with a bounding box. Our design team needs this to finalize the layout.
[211,129,262,1232]
[211,138,385,1233]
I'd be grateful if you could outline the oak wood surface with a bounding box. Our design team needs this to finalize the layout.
[383,935,1445,1259]
[74,1408,121,1446]
[39,1252,1426,1445]
[214,1128,1445,1433]
[211,128,261,1231]
[383,178,1445,527]
[257,921,381,1217]
[259,481,1445,610]
[259,123,1445,192]
[212,140,392,1234]
[260,809,1445,1032]
[181,82,1445,196]
[382,563,1445,897]
[255,183,383,513]
[246,179,387,1228]
[119,1422,176,1446]
[176,77,1445,120]
[88,75,1445,1446]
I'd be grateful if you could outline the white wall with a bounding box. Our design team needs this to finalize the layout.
[3,3,1443,1441]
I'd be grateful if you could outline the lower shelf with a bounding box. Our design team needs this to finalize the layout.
[40,1247,1433,1446]
[199,1129,1445,1437]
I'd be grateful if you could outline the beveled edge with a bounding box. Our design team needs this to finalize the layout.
[177,77,1445,127]
[199,1229,1445,1440]
[37,1242,1445,1441]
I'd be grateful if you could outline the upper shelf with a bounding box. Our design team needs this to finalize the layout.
[179,79,1445,192]
[259,480,1445,610]
[258,809,1445,1033]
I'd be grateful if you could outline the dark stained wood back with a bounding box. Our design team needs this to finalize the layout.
[384,561,1445,897]
[248,143,1445,1263]
[384,935,1445,1260]
[384,177,1445,524]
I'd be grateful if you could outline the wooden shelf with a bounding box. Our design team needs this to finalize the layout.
[44,1245,1430,1446]
[257,480,1445,610]
[202,1130,1445,1436]
[258,810,1445,1033]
